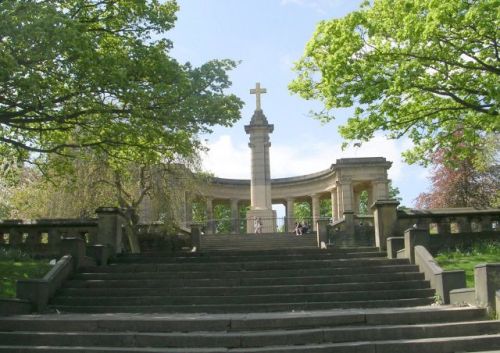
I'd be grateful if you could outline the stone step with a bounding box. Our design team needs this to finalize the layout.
[80,258,411,273]
[137,246,381,256]
[50,297,435,313]
[66,271,425,288]
[74,263,420,278]
[195,246,381,256]
[4,334,499,352]
[0,307,487,332]
[2,320,500,349]
[51,288,436,306]
[113,251,387,264]
[58,279,430,297]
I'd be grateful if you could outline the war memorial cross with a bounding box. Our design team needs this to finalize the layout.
[250,82,267,110]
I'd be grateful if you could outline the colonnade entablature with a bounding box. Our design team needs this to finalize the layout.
[185,157,392,234]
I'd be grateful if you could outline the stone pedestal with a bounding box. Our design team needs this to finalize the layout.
[475,263,500,312]
[371,199,399,250]
[246,209,276,234]
[404,228,429,264]
[96,207,126,255]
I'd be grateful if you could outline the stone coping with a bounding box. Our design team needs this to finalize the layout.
[210,168,334,186]
[0,219,97,227]
[399,207,500,217]
[209,157,392,187]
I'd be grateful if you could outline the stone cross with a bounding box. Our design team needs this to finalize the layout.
[250,82,267,110]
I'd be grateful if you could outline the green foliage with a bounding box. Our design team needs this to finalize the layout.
[213,204,231,234]
[290,0,499,165]
[0,0,242,169]
[435,241,500,288]
[320,199,332,217]
[293,201,311,221]
[0,250,52,297]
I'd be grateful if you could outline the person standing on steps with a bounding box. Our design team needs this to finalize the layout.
[254,217,263,234]
[295,222,303,236]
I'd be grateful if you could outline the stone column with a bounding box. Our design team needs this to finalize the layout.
[475,263,500,313]
[96,207,127,255]
[311,194,321,231]
[353,190,360,215]
[286,198,295,233]
[336,182,344,220]
[340,180,354,213]
[205,198,214,235]
[371,200,400,250]
[331,188,338,222]
[372,179,389,202]
[184,193,193,228]
[244,83,276,233]
[230,199,239,234]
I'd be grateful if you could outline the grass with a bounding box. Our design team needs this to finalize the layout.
[0,248,53,298]
[435,241,500,288]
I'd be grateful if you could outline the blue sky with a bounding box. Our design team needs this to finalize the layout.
[167,0,430,208]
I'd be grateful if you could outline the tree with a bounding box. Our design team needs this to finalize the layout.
[290,0,499,165]
[0,0,242,166]
[415,149,499,208]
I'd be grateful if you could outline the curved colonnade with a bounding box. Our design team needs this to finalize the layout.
[186,157,392,234]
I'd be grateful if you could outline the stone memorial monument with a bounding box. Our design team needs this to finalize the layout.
[244,83,276,233]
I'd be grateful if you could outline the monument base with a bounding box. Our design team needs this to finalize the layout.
[246,209,277,234]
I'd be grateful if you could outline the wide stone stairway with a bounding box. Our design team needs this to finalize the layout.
[1,247,500,352]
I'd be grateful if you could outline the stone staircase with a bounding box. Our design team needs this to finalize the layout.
[201,233,318,251]
[49,247,434,313]
[0,247,499,352]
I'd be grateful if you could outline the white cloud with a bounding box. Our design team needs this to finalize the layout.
[201,135,250,179]
[201,134,410,182]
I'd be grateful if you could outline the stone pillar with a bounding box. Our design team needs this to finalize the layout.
[190,224,202,251]
[8,228,22,245]
[367,189,374,214]
[286,198,295,233]
[245,110,273,212]
[48,229,61,254]
[95,207,126,255]
[230,199,239,234]
[353,190,360,214]
[244,84,276,233]
[60,237,87,271]
[331,189,338,222]
[371,200,400,250]
[340,180,354,213]
[335,182,344,220]
[475,263,500,313]
[205,198,214,235]
[403,228,429,264]
[372,179,389,202]
[311,194,321,231]
[184,193,193,228]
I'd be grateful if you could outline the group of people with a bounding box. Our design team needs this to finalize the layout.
[253,217,310,235]
[294,222,309,236]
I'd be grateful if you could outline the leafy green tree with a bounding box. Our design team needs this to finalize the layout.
[290,0,499,165]
[213,204,231,234]
[0,0,242,167]
[293,201,311,221]
[320,199,332,218]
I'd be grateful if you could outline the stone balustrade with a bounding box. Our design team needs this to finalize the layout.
[0,207,137,256]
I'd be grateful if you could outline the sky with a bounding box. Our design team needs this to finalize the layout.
[167,0,431,208]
